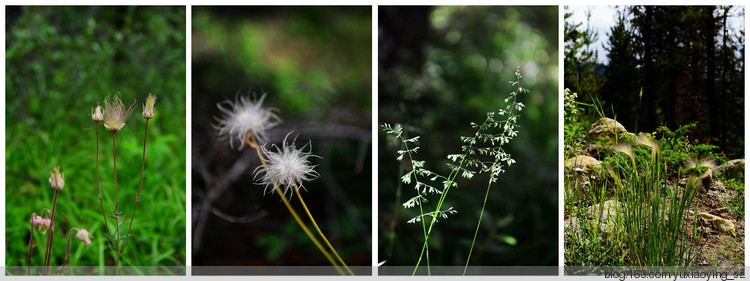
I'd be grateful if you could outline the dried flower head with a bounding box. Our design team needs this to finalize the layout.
[103,93,136,132]
[635,134,661,159]
[613,144,635,163]
[142,93,157,119]
[254,133,320,197]
[75,229,93,245]
[214,94,281,147]
[49,167,65,191]
[684,157,718,179]
[92,105,104,122]
[31,212,52,234]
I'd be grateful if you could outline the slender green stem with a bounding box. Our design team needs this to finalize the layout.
[123,119,149,255]
[395,134,431,275]
[463,169,496,275]
[413,155,466,275]
[43,190,59,275]
[414,81,522,274]
[247,134,345,275]
[293,187,354,275]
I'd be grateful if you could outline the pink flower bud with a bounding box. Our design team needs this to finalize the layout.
[49,167,65,191]
[75,229,93,245]
[92,105,104,122]
[31,213,51,234]
[142,94,157,119]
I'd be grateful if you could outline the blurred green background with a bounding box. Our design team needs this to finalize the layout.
[5,6,186,271]
[379,6,558,268]
[191,6,371,268]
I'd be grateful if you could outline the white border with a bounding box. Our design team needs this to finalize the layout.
[0,2,747,280]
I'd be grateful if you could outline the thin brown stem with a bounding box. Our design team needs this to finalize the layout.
[28,216,35,275]
[58,228,79,275]
[123,119,149,254]
[43,190,59,275]
[113,132,118,205]
[96,122,112,247]
[112,131,122,273]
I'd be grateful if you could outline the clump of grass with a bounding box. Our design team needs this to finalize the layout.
[605,135,702,266]
[382,68,528,275]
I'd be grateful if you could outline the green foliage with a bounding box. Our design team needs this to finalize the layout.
[655,123,725,173]
[566,134,703,266]
[383,70,527,275]
[718,173,745,218]
[380,6,558,268]
[563,7,604,105]
[6,6,186,270]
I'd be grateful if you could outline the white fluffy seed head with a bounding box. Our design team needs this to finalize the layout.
[214,93,281,148]
[255,133,320,197]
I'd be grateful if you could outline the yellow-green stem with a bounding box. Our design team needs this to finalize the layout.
[248,134,345,275]
[293,187,354,275]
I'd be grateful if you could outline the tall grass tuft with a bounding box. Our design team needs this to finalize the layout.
[607,134,702,266]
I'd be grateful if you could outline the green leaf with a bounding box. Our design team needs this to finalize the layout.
[498,235,517,246]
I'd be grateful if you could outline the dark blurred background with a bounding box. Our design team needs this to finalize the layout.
[5,6,186,268]
[191,6,372,267]
[378,6,558,267]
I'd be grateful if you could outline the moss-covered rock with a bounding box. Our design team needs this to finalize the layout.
[587,117,634,143]
[715,159,744,181]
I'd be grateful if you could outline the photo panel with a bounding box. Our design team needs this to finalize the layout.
[563,5,745,272]
[191,6,372,275]
[5,6,187,275]
[378,5,559,275]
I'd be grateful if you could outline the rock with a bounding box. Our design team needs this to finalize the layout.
[696,212,736,237]
[565,155,601,171]
[565,155,602,193]
[587,117,634,143]
[586,200,622,235]
[564,216,582,242]
[715,159,744,181]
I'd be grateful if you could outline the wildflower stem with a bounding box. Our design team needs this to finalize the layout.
[59,228,79,274]
[95,122,113,250]
[293,187,354,275]
[113,132,119,206]
[43,190,59,275]
[122,119,149,257]
[248,133,346,275]
[28,217,35,275]
[112,131,121,274]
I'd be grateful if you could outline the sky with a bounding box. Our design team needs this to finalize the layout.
[566,5,746,64]
[566,6,617,64]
